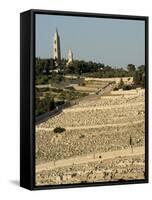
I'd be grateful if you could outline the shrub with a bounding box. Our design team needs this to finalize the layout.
[122,85,132,90]
[54,127,66,133]
[113,87,119,91]
[79,134,85,139]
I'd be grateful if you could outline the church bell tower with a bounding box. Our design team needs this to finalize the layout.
[66,49,73,66]
[53,29,61,66]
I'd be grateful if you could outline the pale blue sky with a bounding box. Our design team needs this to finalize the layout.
[36,14,145,68]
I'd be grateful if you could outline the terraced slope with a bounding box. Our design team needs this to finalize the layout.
[36,89,145,185]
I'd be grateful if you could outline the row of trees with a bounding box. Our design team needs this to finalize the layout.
[115,65,145,90]
[35,58,145,88]
[35,58,68,75]
[36,57,144,76]
[35,58,55,75]
[65,60,104,74]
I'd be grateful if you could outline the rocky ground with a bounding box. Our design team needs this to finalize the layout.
[36,155,145,186]
[35,88,145,186]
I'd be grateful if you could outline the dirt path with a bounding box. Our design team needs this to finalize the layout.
[64,102,144,113]
[36,120,144,132]
[36,146,144,173]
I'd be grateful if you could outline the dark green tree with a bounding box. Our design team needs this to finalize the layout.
[127,64,136,72]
